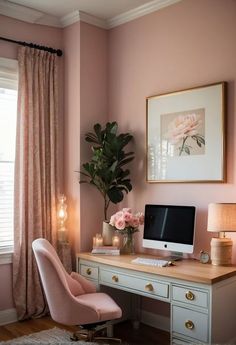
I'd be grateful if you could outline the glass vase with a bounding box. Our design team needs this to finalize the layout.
[121,232,135,255]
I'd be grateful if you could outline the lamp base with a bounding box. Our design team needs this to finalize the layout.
[210,237,232,266]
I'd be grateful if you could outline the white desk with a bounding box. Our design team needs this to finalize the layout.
[76,253,236,344]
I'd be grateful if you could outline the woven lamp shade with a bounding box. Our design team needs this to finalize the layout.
[207,203,236,233]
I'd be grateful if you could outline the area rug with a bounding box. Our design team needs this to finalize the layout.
[0,327,107,344]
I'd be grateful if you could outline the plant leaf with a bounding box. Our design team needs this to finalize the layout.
[184,146,190,155]
[197,136,205,145]
[93,123,102,142]
[118,156,134,167]
[107,188,124,204]
[196,140,202,147]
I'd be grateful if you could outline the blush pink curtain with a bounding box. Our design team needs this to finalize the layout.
[13,47,59,320]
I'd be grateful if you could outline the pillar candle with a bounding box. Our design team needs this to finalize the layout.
[96,236,104,247]
[112,235,120,248]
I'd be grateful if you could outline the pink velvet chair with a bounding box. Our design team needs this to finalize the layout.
[32,238,122,342]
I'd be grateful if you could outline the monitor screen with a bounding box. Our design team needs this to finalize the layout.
[143,204,196,254]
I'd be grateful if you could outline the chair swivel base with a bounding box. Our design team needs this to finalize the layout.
[70,324,121,343]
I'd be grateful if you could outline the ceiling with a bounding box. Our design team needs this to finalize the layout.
[7,0,153,20]
[0,0,181,28]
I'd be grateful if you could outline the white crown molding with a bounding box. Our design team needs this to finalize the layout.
[35,14,61,28]
[0,0,42,23]
[107,0,182,29]
[60,10,80,28]
[0,0,182,29]
[61,10,107,29]
[0,0,61,27]
[78,11,108,29]
[61,0,182,29]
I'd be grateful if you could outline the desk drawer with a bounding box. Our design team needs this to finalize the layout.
[172,285,208,309]
[100,268,169,299]
[172,305,208,343]
[80,264,98,280]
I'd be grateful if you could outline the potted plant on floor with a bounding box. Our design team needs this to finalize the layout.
[79,122,134,244]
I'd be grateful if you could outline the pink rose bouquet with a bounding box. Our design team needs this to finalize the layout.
[109,208,144,235]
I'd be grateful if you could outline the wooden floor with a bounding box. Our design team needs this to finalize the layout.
[0,316,170,344]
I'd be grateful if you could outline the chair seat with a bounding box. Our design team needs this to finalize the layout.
[76,292,122,322]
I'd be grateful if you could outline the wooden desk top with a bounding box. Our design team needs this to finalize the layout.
[77,252,236,285]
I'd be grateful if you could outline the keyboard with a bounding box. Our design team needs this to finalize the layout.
[131,257,170,267]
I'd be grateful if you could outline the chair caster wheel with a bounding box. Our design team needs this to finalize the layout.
[70,334,79,341]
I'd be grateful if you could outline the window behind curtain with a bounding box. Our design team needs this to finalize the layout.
[0,58,18,253]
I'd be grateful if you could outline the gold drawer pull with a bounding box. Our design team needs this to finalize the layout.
[145,283,154,292]
[86,268,92,275]
[185,291,195,301]
[112,275,119,283]
[185,320,194,330]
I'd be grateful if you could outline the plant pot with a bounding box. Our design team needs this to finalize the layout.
[102,221,115,245]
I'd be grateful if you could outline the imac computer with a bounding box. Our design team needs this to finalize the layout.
[143,204,196,260]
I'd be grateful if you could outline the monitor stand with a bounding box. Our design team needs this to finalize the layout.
[164,252,183,261]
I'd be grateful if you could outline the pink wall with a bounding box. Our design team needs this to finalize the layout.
[79,22,108,251]
[63,21,81,254]
[108,0,236,262]
[64,21,108,253]
[0,15,63,311]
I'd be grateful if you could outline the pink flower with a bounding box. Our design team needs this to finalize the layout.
[123,211,133,222]
[129,216,140,228]
[165,113,201,144]
[115,217,126,230]
[109,214,117,226]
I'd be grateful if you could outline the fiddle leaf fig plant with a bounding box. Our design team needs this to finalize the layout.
[79,122,134,221]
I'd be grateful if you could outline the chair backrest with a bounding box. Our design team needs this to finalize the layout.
[32,238,85,324]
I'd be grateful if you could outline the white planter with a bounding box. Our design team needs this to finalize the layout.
[102,221,115,245]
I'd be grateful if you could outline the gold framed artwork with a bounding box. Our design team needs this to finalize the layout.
[146,82,226,183]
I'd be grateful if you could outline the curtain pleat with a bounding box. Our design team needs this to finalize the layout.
[13,47,59,320]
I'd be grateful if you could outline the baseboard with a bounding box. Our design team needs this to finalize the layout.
[0,308,18,325]
[141,310,170,332]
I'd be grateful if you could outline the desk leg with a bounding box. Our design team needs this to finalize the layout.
[131,294,141,329]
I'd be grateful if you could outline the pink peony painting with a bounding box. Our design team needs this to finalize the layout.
[146,82,225,182]
[162,108,205,156]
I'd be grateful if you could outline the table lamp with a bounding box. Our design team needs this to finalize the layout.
[207,203,236,265]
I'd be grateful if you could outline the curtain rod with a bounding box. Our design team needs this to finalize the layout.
[0,36,63,57]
